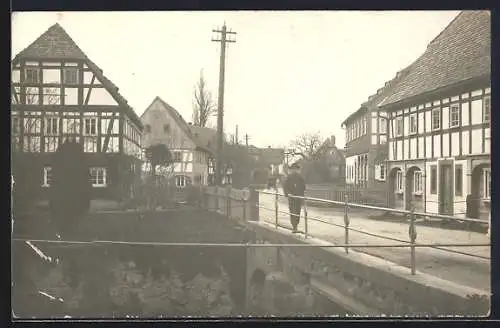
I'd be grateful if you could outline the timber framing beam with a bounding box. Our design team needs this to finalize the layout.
[84,75,97,105]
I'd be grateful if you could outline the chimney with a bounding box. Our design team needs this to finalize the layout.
[331,135,336,147]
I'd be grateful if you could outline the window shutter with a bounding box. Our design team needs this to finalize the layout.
[375,165,380,180]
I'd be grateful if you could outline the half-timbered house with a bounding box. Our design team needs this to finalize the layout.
[11,23,143,201]
[380,11,490,219]
[140,97,214,189]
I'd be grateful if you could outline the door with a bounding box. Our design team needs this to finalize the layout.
[439,163,454,215]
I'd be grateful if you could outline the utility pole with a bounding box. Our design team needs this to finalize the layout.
[235,125,239,145]
[212,22,236,186]
[245,134,250,148]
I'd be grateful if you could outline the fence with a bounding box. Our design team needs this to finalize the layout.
[201,186,490,276]
[304,184,390,208]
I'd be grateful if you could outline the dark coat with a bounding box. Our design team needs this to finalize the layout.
[283,172,306,197]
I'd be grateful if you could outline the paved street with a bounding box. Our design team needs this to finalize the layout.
[258,191,491,292]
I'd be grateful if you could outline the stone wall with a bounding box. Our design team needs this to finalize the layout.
[245,221,490,317]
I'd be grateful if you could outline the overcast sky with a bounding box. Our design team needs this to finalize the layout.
[12,11,460,149]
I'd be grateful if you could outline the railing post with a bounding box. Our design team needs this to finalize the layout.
[226,186,232,218]
[243,198,247,222]
[304,197,308,239]
[275,189,279,229]
[344,193,350,254]
[408,205,417,275]
[214,186,219,212]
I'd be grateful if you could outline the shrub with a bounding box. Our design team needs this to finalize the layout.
[49,140,91,237]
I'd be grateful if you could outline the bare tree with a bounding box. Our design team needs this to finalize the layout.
[192,70,217,127]
[289,131,324,161]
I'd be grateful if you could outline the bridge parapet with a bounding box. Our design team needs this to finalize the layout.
[202,186,490,317]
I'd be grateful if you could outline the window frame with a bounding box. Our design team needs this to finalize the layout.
[42,166,52,187]
[175,175,188,188]
[396,117,403,136]
[483,96,491,123]
[431,108,441,131]
[84,117,98,136]
[63,67,79,85]
[413,171,423,194]
[89,167,107,187]
[173,151,182,162]
[450,103,460,128]
[396,170,403,193]
[379,164,386,181]
[409,113,417,135]
[24,67,40,84]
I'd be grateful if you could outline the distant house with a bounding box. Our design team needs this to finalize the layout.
[11,23,143,201]
[380,11,490,219]
[247,146,285,185]
[298,136,345,185]
[140,97,213,188]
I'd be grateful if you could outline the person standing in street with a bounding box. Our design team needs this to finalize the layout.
[283,163,306,233]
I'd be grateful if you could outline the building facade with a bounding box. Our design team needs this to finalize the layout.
[11,23,143,201]
[380,11,491,219]
[140,97,213,188]
[341,69,410,205]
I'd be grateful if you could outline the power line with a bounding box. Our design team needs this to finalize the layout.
[212,22,236,186]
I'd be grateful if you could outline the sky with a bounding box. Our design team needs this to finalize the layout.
[12,11,460,149]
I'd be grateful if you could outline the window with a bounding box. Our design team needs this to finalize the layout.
[164,124,170,133]
[84,117,97,136]
[379,118,387,134]
[145,124,151,133]
[24,68,39,83]
[173,151,182,162]
[455,165,463,196]
[413,171,423,193]
[90,167,107,187]
[380,164,385,180]
[483,96,491,123]
[396,117,403,136]
[63,68,78,85]
[84,137,98,153]
[450,104,460,128]
[175,175,188,188]
[432,109,441,130]
[45,117,59,135]
[396,170,403,192]
[44,137,59,152]
[430,165,437,194]
[42,167,52,187]
[23,136,41,152]
[24,116,42,134]
[483,168,491,199]
[364,117,368,135]
[101,136,119,153]
[409,114,417,134]
[62,117,81,134]
[354,123,358,139]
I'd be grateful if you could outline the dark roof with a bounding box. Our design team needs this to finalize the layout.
[341,66,412,126]
[142,97,213,154]
[379,11,491,107]
[189,126,218,151]
[12,23,143,129]
[258,148,285,165]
